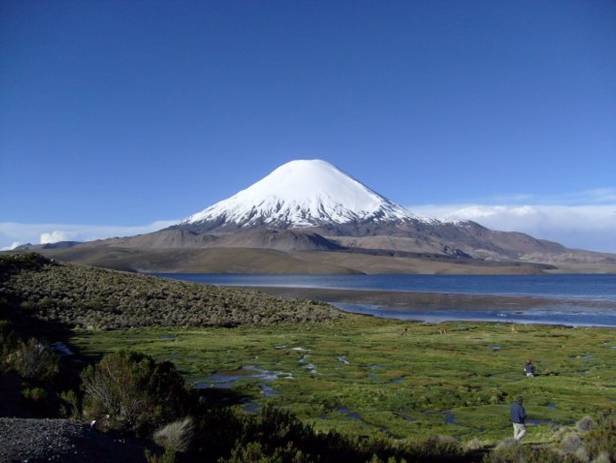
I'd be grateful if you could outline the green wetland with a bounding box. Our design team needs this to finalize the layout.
[4,254,616,461]
[72,316,616,444]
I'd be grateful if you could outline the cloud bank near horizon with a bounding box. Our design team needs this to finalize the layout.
[2,196,616,253]
[409,204,616,253]
[0,220,178,250]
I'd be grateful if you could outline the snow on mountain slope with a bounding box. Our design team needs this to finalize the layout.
[185,160,424,228]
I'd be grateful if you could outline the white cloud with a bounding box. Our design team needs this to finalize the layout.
[40,230,70,244]
[410,203,616,253]
[0,220,179,250]
[0,241,22,251]
[464,188,616,207]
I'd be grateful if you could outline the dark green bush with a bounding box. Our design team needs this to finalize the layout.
[81,351,190,435]
[403,435,463,460]
[59,389,80,419]
[0,320,18,368]
[21,386,47,402]
[220,441,312,463]
[8,338,59,381]
[195,405,466,463]
[0,253,53,275]
[220,441,270,463]
[367,457,408,463]
[144,448,177,463]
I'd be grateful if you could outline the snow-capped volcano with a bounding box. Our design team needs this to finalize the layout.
[185,159,421,228]
[36,159,616,274]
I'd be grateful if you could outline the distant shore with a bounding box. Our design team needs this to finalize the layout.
[241,285,616,312]
[240,286,616,327]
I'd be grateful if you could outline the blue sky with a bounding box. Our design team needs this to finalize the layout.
[1,1,615,250]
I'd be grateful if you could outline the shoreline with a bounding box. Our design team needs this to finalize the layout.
[234,285,616,328]
[238,285,616,312]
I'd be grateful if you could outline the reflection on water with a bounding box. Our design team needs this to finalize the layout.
[193,365,292,390]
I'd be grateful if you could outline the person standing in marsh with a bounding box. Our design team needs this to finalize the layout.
[524,359,536,377]
[511,396,527,441]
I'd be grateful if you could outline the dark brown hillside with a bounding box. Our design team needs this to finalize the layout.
[80,228,342,252]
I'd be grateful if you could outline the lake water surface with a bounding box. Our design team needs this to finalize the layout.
[157,273,616,327]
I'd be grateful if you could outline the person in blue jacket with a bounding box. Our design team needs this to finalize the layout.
[511,396,527,440]
[524,359,536,377]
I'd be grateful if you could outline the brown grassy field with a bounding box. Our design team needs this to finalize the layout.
[35,246,562,274]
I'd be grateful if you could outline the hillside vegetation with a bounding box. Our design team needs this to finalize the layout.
[0,253,342,330]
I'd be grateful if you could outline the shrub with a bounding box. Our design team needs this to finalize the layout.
[153,417,194,453]
[59,390,80,419]
[0,320,18,368]
[21,386,47,402]
[9,338,59,381]
[584,411,616,461]
[577,416,595,433]
[221,441,271,463]
[561,432,584,453]
[574,447,590,463]
[398,434,463,461]
[81,351,189,435]
[144,448,177,463]
[485,438,586,463]
[221,441,311,463]
[591,452,610,463]
[463,438,486,452]
[200,405,468,463]
[368,456,408,463]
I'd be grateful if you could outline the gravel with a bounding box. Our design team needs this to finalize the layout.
[0,418,148,463]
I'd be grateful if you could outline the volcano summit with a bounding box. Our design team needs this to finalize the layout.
[184,160,418,229]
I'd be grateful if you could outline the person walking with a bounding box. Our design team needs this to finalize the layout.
[511,396,527,441]
[524,359,536,377]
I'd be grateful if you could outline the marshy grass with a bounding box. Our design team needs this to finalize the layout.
[72,316,616,443]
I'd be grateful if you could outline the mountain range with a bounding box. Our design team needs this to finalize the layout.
[19,160,616,274]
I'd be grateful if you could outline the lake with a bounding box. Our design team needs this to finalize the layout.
[156,273,616,327]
